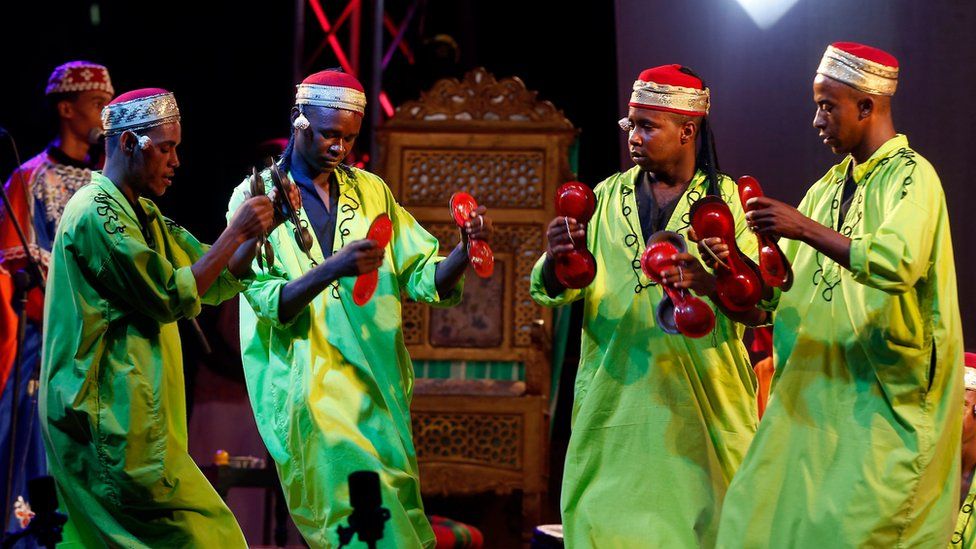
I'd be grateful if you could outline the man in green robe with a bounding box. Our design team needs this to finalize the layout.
[229,69,492,548]
[40,88,280,547]
[530,65,759,548]
[951,356,976,548]
[714,42,964,547]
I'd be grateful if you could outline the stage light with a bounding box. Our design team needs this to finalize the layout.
[733,0,799,29]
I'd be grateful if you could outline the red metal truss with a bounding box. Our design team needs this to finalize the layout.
[304,0,421,119]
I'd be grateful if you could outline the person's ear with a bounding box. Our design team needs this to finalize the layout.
[119,131,138,155]
[858,97,874,120]
[680,119,697,145]
[57,100,74,120]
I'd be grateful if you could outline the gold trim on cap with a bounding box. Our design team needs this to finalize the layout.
[966,367,976,391]
[817,45,898,96]
[296,84,367,114]
[630,79,710,115]
[101,92,180,136]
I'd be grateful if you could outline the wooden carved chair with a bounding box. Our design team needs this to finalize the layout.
[376,68,577,538]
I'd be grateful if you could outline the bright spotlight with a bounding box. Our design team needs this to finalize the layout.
[733,0,799,29]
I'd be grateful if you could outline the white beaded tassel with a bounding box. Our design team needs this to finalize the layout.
[293,106,310,130]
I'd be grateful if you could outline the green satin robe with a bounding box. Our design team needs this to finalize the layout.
[951,479,976,548]
[40,172,246,548]
[717,135,964,548]
[228,166,461,549]
[530,166,759,548]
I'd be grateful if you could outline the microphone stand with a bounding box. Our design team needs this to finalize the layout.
[0,129,47,540]
[337,471,390,549]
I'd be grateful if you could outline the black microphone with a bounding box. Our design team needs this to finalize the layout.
[26,476,66,549]
[87,127,105,146]
[27,477,56,517]
[86,127,107,168]
[337,471,390,548]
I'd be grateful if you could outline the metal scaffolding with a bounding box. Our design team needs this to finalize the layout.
[294,0,423,165]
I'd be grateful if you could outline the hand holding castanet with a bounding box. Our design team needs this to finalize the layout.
[352,214,393,306]
[450,192,494,278]
[552,182,597,289]
[248,166,275,270]
[737,175,793,290]
[689,196,763,311]
[640,231,715,338]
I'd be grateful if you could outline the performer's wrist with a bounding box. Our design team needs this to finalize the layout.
[452,241,468,261]
[704,285,720,302]
[228,225,250,247]
[316,256,339,285]
[798,216,823,244]
[695,274,717,297]
[540,256,566,297]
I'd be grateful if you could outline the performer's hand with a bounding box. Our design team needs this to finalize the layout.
[745,196,812,241]
[462,205,493,244]
[695,236,730,271]
[545,216,586,259]
[267,175,303,228]
[660,253,716,296]
[327,239,385,278]
[229,195,275,240]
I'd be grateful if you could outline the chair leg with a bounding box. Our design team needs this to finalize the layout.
[263,485,273,545]
[522,491,543,543]
[275,482,289,547]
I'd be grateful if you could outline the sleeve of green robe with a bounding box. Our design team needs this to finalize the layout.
[529,255,583,308]
[240,264,313,332]
[848,159,941,295]
[163,215,244,306]
[76,206,204,323]
[381,179,463,307]
[226,182,312,332]
[530,178,603,308]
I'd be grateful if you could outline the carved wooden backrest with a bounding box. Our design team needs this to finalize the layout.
[377,68,577,394]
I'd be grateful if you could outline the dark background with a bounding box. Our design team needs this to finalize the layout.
[1,0,972,541]
[0,0,619,238]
